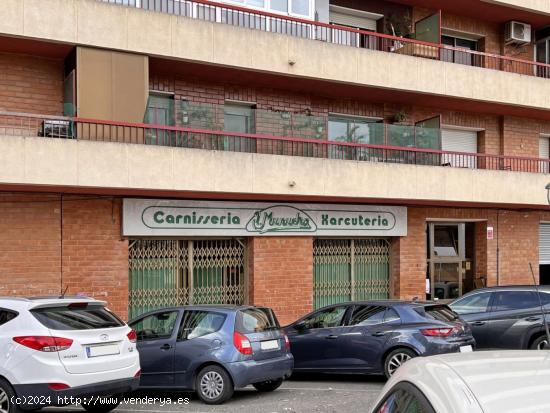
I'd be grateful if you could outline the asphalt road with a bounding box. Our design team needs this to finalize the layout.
[44,374,386,413]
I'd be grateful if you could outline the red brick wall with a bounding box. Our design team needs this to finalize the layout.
[0,53,64,115]
[392,207,544,300]
[248,237,313,325]
[61,197,129,319]
[0,193,129,319]
[0,193,62,297]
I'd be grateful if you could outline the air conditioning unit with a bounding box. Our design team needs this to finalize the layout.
[505,21,532,44]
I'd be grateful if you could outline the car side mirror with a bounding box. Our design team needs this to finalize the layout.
[294,321,307,331]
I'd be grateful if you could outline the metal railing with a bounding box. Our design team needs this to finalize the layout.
[99,0,550,79]
[2,111,549,174]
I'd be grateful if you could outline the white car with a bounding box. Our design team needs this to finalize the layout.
[0,297,140,413]
[370,350,550,413]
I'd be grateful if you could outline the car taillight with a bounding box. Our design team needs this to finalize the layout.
[134,369,141,378]
[283,334,290,351]
[421,327,457,337]
[233,331,252,355]
[127,330,137,343]
[13,336,73,352]
[48,383,70,391]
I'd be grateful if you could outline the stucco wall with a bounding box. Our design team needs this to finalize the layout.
[1,0,550,111]
[1,134,549,208]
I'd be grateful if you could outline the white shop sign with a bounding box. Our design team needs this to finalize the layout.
[123,199,408,237]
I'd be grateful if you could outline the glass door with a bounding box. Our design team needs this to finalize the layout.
[428,223,465,300]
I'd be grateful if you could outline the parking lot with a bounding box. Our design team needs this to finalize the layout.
[44,375,386,413]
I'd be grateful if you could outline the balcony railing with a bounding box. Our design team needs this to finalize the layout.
[99,0,550,79]
[1,111,549,174]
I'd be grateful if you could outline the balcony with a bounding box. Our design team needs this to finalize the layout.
[1,110,549,174]
[0,110,549,207]
[98,0,550,80]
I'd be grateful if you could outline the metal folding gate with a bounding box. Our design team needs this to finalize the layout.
[313,239,390,309]
[128,239,246,319]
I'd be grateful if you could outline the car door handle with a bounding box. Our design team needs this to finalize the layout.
[325,335,339,340]
[160,344,172,350]
[525,316,541,322]
[471,321,485,326]
[372,332,387,337]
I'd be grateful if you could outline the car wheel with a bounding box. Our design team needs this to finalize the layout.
[81,396,121,413]
[530,335,550,350]
[252,378,283,392]
[384,348,416,379]
[0,378,23,413]
[196,365,234,405]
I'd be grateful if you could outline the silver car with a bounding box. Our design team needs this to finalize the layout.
[370,350,550,413]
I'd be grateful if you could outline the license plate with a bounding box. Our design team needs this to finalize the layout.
[86,343,120,358]
[459,345,473,353]
[260,340,280,351]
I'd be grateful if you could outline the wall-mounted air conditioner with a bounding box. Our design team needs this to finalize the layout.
[505,21,532,44]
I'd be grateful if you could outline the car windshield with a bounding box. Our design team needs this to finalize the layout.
[236,308,280,333]
[31,305,125,330]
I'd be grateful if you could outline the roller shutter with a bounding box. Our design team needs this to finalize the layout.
[540,224,550,265]
[330,11,377,31]
[441,129,478,168]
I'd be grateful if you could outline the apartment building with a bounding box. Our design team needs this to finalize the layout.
[1,0,550,323]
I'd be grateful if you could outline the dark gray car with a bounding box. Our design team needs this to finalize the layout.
[129,305,293,404]
[284,300,475,378]
[449,285,550,349]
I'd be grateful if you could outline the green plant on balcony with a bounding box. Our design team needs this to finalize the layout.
[393,110,408,124]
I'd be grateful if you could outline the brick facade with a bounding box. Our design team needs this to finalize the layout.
[0,53,64,115]
[0,193,129,319]
[392,207,547,300]
[248,237,314,325]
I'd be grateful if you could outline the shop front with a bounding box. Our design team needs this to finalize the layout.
[123,199,408,320]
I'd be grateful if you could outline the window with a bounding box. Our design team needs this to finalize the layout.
[31,305,124,331]
[451,292,492,315]
[441,34,478,66]
[493,291,540,312]
[328,115,384,145]
[220,0,312,18]
[376,386,434,413]
[536,35,550,78]
[236,308,280,333]
[224,102,256,134]
[290,0,309,17]
[349,305,386,326]
[145,93,174,126]
[421,305,459,322]
[385,308,401,323]
[302,306,347,329]
[178,311,226,340]
[328,115,384,160]
[0,310,17,327]
[131,311,179,341]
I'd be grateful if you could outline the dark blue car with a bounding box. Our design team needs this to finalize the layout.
[284,301,475,378]
[129,305,293,404]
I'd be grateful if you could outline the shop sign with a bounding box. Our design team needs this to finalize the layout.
[123,199,408,237]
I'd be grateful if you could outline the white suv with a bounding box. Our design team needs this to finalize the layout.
[0,297,140,413]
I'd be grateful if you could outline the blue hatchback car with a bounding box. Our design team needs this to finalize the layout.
[129,305,293,404]
[284,301,475,378]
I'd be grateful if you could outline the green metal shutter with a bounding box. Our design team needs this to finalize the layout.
[129,239,246,318]
[313,239,390,309]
